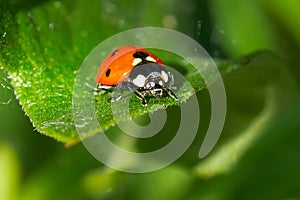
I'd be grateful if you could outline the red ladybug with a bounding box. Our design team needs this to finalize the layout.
[94,45,178,106]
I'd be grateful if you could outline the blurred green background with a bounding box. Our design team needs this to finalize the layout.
[1,0,300,199]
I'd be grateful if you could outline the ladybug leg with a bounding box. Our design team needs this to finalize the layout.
[93,84,112,95]
[108,85,124,103]
[93,88,107,95]
[108,90,147,106]
[166,87,178,101]
[109,95,123,102]
[134,90,147,106]
[125,81,148,106]
[93,84,102,94]
[93,87,101,94]
[106,82,128,103]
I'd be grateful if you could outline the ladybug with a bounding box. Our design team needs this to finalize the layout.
[94,45,178,106]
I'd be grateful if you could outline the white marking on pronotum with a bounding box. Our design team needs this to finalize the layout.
[132,58,142,66]
[145,56,157,63]
[161,70,168,83]
[132,74,146,87]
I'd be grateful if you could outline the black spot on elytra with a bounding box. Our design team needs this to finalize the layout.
[133,51,149,59]
[111,49,118,57]
[105,69,111,77]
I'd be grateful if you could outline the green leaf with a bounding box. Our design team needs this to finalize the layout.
[0,0,209,143]
[1,0,291,147]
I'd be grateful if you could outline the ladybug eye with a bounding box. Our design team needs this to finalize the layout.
[105,69,111,77]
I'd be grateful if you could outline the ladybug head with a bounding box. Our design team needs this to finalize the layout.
[127,63,177,103]
[145,75,165,97]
